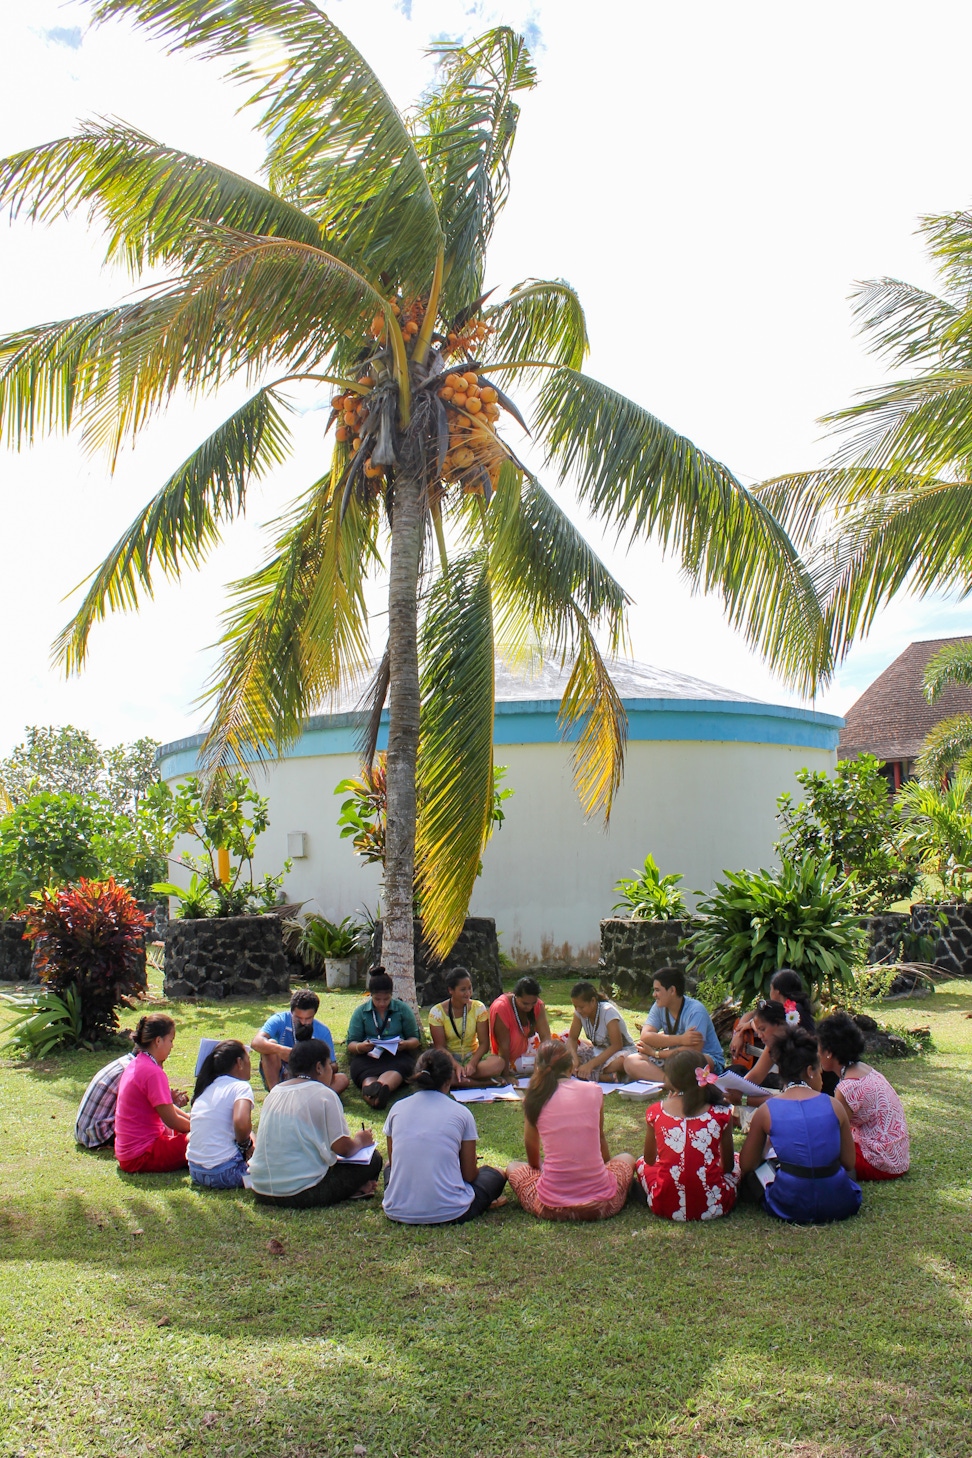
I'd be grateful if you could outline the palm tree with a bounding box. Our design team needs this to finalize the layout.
[756,208,972,671]
[0,1,830,1003]
[916,640,972,782]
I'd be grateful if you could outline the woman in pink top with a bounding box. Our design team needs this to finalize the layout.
[817,1014,910,1179]
[115,1014,191,1174]
[507,1040,635,1220]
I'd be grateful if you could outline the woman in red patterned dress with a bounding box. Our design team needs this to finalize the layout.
[634,1050,738,1220]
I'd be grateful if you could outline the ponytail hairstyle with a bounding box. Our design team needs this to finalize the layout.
[409,1047,455,1091]
[776,1027,821,1086]
[663,1049,725,1115]
[523,1039,573,1125]
[753,999,787,1030]
[446,967,473,993]
[132,1013,175,1052]
[770,968,815,1031]
[571,980,607,1005]
[192,1039,248,1104]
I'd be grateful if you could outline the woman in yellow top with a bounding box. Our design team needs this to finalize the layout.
[428,969,506,1086]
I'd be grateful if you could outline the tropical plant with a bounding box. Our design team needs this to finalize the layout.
[0,4,831,1002]
[611,853,686,920]
[895,776,972,900]
[20,878,151,1043]
[155,771,290,916]
[0,985,86,1057]
[687,854,868,1006]
[336,754,512,887]
[300,914,364,966]
[755,209,972,666]
[775,755,917,913]
[910,639,972,782]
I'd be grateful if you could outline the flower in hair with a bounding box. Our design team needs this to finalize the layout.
[784,999,800,1027]
[695,1067,719,1087]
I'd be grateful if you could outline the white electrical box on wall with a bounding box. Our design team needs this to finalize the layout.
[286,832,308,858]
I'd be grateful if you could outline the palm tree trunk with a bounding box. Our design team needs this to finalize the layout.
[383,466,425,1008]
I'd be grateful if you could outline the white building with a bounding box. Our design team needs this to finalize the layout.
[158,660,842,963]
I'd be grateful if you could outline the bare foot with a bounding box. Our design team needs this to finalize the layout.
[488,1195,508,1210]
[350,1180,379,1200]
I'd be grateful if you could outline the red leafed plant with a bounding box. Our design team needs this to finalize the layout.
[21,878,151,1043]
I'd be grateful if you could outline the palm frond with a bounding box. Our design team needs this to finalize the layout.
[924,640,972,702]
[916,713,972,783]
[557,623,627,824]
[481,280,588,383]
[54,386,292,673]
[91,0,443,292]
[415,551,495,959]
[200,466,379,773]
[485,463,629,658]
[0,120,322,272]
[0,231,391,457]
[418,28,536,316]
[535,368,832,693]
[806,477,972,659]
[825,369,972,474]
[849,276,964,369]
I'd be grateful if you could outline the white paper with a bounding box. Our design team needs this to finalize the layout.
[336,1143,377,1164]
[368,1036,400,1058]
[754,1160,777,1188]
[451,1084,519,1103]
[608,1080,665,1097]
[716,1069,777,1097]
[515,1076,532,1088]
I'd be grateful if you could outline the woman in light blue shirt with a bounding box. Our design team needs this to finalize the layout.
[623,966,725,1081]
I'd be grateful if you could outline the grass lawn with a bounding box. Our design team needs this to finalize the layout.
[0,975,970,1458]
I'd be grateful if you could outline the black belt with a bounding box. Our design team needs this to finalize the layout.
[777,1157,841,1180]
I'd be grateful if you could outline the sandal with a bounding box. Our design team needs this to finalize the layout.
[361,1081,382,1108]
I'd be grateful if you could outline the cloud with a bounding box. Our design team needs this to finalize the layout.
[41,25,83,49]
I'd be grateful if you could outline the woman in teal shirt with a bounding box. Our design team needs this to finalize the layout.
[346,969,421,1109]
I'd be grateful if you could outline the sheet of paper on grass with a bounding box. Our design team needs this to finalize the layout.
[369,1037,400,1058]
[451,1085,520,1103]
[609,1080,664,1097]
[716,1069,777,1097]
[336,1144,377,1164]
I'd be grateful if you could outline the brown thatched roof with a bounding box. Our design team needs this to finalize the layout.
[838,636,972,763]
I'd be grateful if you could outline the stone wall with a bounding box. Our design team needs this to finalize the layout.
[0,921,32,982]
[598,918,698,1003]
[163,915,291,999]
[372,917,502,1006]
[862,912,911,965]
[912,902,972,978]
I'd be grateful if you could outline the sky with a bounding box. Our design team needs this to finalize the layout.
[2,0,972,755]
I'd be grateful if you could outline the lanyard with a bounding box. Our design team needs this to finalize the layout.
[663,998,684,1037]
[370,1001,393,1039]
[583,1006,603,1044]
[445,999,468,1045]
[510,996,529,1036]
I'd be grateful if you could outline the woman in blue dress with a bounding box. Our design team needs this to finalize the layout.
[739,1027,862,1224]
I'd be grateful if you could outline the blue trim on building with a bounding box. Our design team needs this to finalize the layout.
[158,698,843,779]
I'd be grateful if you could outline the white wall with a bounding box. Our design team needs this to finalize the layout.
[165,738,834,962]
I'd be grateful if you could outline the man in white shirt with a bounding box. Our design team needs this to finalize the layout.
[248,1039,381,1207]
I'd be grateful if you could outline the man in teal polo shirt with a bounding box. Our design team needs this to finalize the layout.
[346,968,421,1109]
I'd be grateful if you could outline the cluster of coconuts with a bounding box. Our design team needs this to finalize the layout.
[330,375,384,479]
[439,373,505,493]
[368,295,425,347]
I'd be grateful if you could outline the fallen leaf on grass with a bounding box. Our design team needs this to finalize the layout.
[202,1413,218,1428]
[156,1317,170,1327]
[131,1228,144,1237]
[353,1446,367,1455]
[266,1238,286,1255]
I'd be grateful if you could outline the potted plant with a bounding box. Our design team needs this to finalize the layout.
[301,916,365,989]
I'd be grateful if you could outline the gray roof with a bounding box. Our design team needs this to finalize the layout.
[311,657,759,716]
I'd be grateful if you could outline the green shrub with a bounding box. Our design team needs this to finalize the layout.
[776,754,917,913]
[611,854,686,920]
[688,854,867,1006]
[0,985,86,1057]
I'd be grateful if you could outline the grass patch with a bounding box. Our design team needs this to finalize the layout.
[0,976,970,1457]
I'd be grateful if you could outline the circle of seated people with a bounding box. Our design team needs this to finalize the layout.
[71,965,910,1224]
